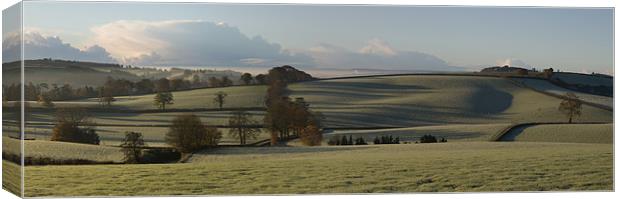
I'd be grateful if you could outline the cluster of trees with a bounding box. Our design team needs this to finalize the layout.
[120,131,182,164]
[3,82,99,102]
[419,134,447,143]
[2,74,243,105]
[165,114,222,153]
[327,135,368,146]
[373,135,401,145]
[236,66,314,86]
[263,66,322,146]
[50,108,100,145]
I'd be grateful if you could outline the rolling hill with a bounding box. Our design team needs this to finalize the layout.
[2,59,242,86]
[7,74,612,147]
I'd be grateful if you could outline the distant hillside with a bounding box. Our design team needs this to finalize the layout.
[2,59,242,86]
[549,72,613,97]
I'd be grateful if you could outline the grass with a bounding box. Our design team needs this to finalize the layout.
[514,78,612,108]
[3,74,613,196]
[290,76,612,127]
[3,137,124,162]
[6,75,612,147]
[23,111,264,125]
[21,85,268,110]
[2,161,21,196]
[506,123,612,144]
[552,72,612,87]
[21,142,612,196]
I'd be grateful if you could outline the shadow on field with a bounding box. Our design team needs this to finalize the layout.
[307,103,511,127]
[299,81,431,91]
[467,85,513,114]
[293,83,432,100]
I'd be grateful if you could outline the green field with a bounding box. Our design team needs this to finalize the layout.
[8,75,611,147]
[2,161,21,196]
[3,137,124,162]
[515,78,612,108]
[505,123,613,144]
[3,74,614,196]
[20,142,612,196]
[20,85,267,110]
[290,76,611,127]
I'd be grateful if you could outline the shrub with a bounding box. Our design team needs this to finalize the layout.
[299,124,322,146]
[327,136,340,146]
[3,152,114,166]
[50,108,100,145]
[51,122,100,145]
[372,135,400,144]
[420,134,438,143]
[373,136,380,144]
[166,114,222,153]
[341,135,349,145]
[141,149,182,163]
[37,94,54,108]
[328,135,371,146]
[354,137,368,145]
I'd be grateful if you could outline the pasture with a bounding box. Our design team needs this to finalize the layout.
[2,74,614,196]
[290,76,611,127]
[514,78,612,108]
[500,123,612,144]
[3,137,124,162]
[20,142,612,196]
[2,74,612,148]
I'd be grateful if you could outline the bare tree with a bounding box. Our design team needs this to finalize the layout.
[558,92,582,123]
[98,87,115,107]
[213,91,227,109]
[228,111,261,145]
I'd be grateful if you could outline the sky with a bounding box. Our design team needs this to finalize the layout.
[2,1,614,74]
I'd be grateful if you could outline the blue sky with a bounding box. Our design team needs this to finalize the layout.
[3,1,613,74]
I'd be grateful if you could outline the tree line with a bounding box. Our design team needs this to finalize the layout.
[2,75,245,103]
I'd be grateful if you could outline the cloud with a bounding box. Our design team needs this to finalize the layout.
[2,31,117,63]
[359,39,397,57]
[4,23,462,73]
[89,20,315,67]
[308,39,460,71]
[496,58,533,69]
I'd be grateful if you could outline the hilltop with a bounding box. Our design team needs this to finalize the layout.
[2,59,242,86]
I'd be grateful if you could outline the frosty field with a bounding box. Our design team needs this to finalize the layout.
[18,142,612,196]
